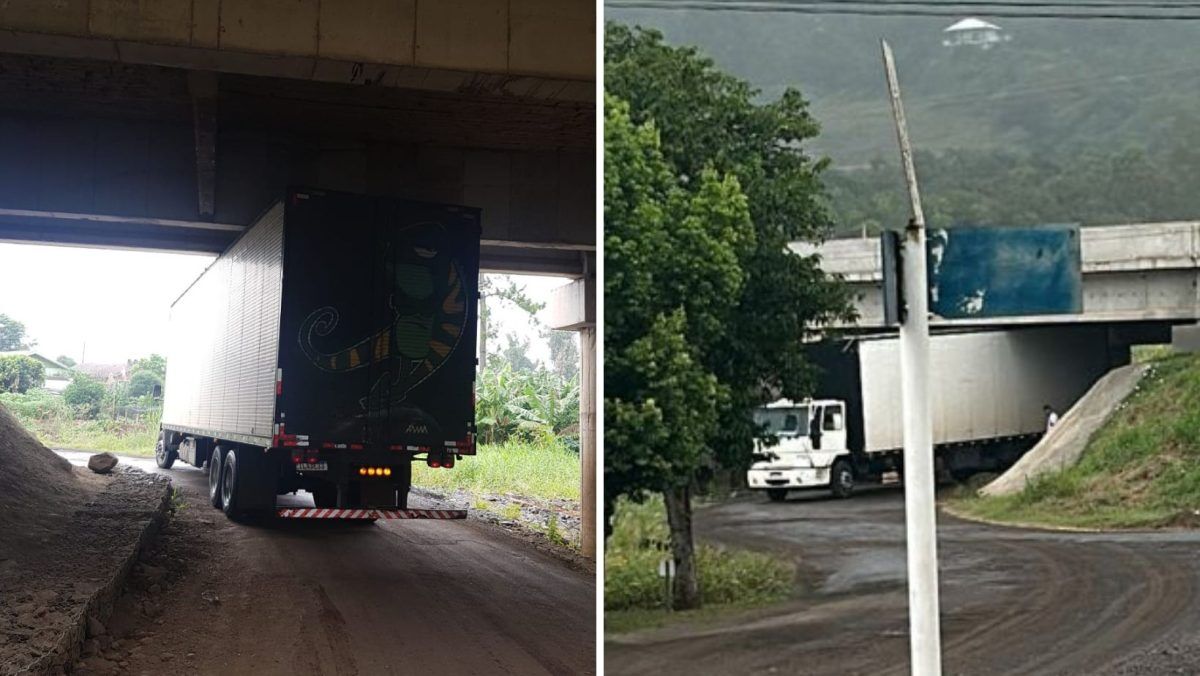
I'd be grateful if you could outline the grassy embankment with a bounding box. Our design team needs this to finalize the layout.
[950,352,1200,529]
[605,496,795,634]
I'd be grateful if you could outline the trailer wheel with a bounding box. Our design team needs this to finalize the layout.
[221,448,243,519]
[208,445,226,509]
[154,434,177,469]
[830,459,855,499]
[766,489,789,503]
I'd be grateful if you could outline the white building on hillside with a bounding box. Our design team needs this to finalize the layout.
[942,18,1008,49]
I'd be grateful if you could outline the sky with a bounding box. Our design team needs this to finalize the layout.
[0,242,570,366]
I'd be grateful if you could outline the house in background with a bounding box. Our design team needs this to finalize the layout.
[942,18,1009,49]
[0,351,73,392]
[77,362,130,387]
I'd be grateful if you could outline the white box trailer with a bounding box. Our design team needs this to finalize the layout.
[748,326,1117,500]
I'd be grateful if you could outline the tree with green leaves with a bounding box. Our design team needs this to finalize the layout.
[498,334,538,373]
[128,370,163,398]
[605,25,855,609]
[129,354,166,380]
[0,314,32,351]
[478,276,545,371]
[0,355,45,393]
[548,330,580,380]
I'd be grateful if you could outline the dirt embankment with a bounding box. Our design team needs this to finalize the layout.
[0,404,170,675]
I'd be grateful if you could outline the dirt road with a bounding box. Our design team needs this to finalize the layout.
[606,488,1200,676]
[58,452,594,676]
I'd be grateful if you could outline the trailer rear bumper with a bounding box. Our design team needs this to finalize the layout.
[277,508,467,520]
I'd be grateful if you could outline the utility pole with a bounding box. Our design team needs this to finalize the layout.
[881,40,942,676]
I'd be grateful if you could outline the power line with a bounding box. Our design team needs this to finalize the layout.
[608,0,1200,19]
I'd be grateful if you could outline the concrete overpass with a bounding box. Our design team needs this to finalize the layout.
[0,0,594,275]
[0,1,596,556]
[800,221,1200,331]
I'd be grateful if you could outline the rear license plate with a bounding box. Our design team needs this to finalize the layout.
[297,462,328,472]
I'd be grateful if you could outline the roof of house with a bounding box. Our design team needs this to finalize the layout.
[944,18,1002,32]
[0,351,69,372]
[77,363,128,380]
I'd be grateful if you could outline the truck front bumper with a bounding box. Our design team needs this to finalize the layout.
[748,467,830,489]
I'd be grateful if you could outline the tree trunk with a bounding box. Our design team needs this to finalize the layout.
[663,484,701,610]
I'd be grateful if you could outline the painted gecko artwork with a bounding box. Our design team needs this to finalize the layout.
[297,221,470,434]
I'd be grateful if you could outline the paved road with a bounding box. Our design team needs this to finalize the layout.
[60,451,594,675]
[606,488,1200,676]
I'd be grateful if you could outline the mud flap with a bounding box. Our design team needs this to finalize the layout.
[237,449,279,511]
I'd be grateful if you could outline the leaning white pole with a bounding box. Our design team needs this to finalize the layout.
[881,40,942,676]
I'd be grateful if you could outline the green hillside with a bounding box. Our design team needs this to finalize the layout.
[607,9,1200,233]
[607,9,1200,164]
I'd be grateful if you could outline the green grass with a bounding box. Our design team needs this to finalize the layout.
[950,353,1200,529]
[605,496,795,633]
[0,391,160,456]
[411,439,581,502]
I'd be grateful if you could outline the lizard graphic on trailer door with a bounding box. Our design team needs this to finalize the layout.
[297,221,470,438]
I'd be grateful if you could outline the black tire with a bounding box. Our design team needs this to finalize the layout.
[208,445,225,509]
[766,488,789,503]
[830,459,855,499]
[221,448,243,519]
[154,433,177,469]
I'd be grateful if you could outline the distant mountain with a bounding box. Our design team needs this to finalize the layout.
[606,9,1200,167]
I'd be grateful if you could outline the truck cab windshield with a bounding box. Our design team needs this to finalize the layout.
[754,407,808,437]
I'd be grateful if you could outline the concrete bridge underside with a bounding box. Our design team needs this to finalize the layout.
[803,222,1200,332]
[0,0,594,275]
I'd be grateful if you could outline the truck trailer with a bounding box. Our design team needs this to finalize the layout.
[748,326,1118,501]
[156,188,480,520]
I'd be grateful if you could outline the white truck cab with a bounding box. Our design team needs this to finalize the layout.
[747,398,853,501]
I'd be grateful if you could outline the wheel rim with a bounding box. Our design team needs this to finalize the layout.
[839,468,853,489]
[210,455,220,498]
[155,442,165,463]
[221,458,234,506]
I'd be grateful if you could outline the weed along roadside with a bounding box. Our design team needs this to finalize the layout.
[604,496,796,634]
[949,352,1200,530]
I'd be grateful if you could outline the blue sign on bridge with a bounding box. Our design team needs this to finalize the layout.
[882,225,1083,323]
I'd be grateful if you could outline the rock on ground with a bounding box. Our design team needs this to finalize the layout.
[88,452,119,474]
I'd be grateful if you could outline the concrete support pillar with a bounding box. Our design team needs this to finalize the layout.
[543,255,596,559]
[1173,322,1200,353]
[579,325,596,559]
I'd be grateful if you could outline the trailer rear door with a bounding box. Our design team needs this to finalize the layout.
[278,190,480,449]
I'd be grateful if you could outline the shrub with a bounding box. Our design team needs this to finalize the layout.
[63,374,106,418]
[0,355,45,393]
[128,370,163,398]
[475,360,580,446]
[0,388,70,420]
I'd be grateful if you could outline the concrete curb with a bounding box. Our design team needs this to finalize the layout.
[21,473,173,675]
[938,502,1170,534]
